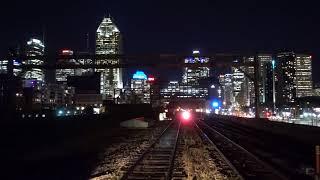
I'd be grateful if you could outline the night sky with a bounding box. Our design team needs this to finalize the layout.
[1,0,319,82]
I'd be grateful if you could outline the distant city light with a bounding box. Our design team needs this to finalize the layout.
[13,60,21,66]
[58,110,63,115]
[27,38,44,47]
[272,60,275,69]
[133,70,147,80]
[148,76,155,82]
[192,50,200,54]
[211,99,221,109]
[61,49,73,55]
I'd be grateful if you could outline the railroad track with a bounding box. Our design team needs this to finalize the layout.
[121,121,183,180]
[206,119,313,180]
[197,120,288,180]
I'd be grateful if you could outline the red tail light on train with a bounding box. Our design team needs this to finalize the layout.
[177,111,193,124]
[181,111,191,121]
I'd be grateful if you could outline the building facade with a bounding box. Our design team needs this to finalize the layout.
[232,67,246,107]
[218,74,233,108]
[95,17,122,99]
[264,61,274,105]
[257,54,273,104]
[23,38,45,82]
[130,71,150,104]
[56,49,82,82]
[295,54,313,97]
[276,52,296,106]
[43,83,75,108]
[241,56,255,107]
[181,50,210,98]
[160,81,180,99]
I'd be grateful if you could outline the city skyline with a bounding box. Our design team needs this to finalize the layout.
[1,0,320,82]
[1,2,320,180]
[0,1,318,122]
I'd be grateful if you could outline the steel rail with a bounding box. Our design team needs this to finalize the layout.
[198,120,288,180]
[121,121,181,180]
[194,122,245,180]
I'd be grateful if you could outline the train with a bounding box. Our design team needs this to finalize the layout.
[165,98,209,123]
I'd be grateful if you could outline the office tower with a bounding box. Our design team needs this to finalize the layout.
[0,59,22,76]
[241,56,255,107]
[96,17,122,99]
[257,54,273,104]
[43,83,75,108]
[131,71,150,103]
[264,61,274,105]
[181,50,210,98]
[276,52,296,105]
[161,81,184,99]
[56,49,82,82]
[161,81,180,99]
[147,76,160,105]
[23,38,45,82]
[219,74,233,108]
[295,54,313,97]
[232,67,246,107]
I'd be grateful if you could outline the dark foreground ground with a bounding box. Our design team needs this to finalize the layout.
[2,113,319,180]
[0,111,159,180]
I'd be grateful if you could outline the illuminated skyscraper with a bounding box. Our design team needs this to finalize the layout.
[0,59,22,76]
[232,67,245,107]
[257,54,273,104]
[160,81,180,99]
[56,49,78,82]
[131,71,150,104]
[182,50,210,98]
[295,54,313,97]
[95,17,122,99]
[276,52,296,105]
[219,74,233,108]
[264,61,274,105]
[241,56,255,107]
[22,38,45,82]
